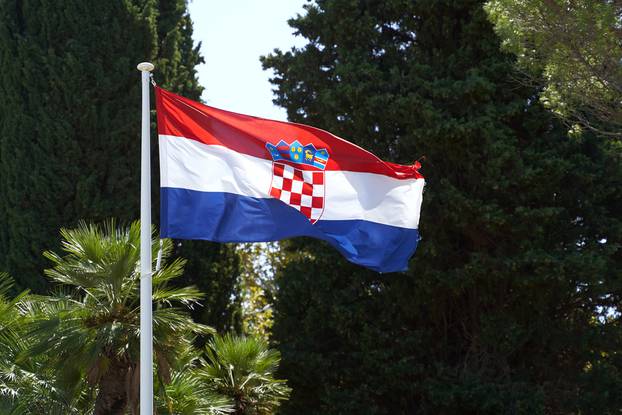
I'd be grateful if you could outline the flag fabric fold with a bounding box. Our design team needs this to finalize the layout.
[155,87,424,272]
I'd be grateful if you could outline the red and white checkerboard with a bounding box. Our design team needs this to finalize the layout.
[269,162,325,224]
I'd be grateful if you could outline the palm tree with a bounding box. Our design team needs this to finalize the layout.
[199,334,291,415]
[23,220,212,415]
[154,343,233,415]
[0,272,30,412]
[0,273,88,414]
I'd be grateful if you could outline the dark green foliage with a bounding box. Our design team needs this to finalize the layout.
[0,0,152,291]
[154,0,204,100]
[24,221,211,414]
[0,0,242,329]
[0,222,274,414]
[263,0,622,413]
[176,240,242,333]
[199,333,291,414]
[0,0,191,291]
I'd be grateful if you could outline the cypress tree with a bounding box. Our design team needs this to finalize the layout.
[0,0,154,291]
[262,0,622,413]
[0,0,242,327]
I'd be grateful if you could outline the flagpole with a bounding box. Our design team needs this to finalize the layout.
[137,61,154,415]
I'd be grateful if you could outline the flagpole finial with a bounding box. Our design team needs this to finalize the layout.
[137,62,155,72]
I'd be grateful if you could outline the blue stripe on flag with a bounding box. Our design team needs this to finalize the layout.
[161,187,419,272]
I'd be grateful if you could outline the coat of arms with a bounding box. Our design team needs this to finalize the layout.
[266,140,329,224]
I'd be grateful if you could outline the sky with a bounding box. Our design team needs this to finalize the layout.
[188,0,308,121]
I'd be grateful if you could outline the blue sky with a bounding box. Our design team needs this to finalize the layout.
[188,0,308,121]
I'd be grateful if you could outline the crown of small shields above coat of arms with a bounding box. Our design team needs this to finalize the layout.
[266,140,329,170]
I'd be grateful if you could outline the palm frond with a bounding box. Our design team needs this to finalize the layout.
[152,257,188,285]
[23,220,217,413]
[152,285,204,307]
[199,334,291,414]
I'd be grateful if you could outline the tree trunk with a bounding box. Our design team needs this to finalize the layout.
[94,358,129,415]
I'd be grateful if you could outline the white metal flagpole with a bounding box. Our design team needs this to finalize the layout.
[137,61,154,415]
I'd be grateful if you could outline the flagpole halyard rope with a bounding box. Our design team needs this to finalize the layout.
[155,239,163,272]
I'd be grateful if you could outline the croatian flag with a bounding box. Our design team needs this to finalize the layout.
[155,87,424,272]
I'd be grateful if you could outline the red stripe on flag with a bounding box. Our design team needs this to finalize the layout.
[155,87,423,180]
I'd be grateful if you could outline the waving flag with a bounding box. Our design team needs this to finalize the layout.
[155,87,424,272]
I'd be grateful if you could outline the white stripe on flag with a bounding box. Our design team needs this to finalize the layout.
[159,134,424,229]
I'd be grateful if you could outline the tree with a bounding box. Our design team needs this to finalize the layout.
[0,273,31,413]
[155,0,204,100]
[24,221,211,414]
[175,241,242,334]
[485,0,622,137]
[0,0,242,331]
[0,273,80,414]
[0,0,213,289]
[237,243,283,340]
[0,0,146,291]
[154,343,233,415]
[263,0,622,413]
[199,334,291,414]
